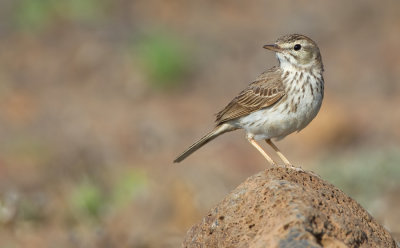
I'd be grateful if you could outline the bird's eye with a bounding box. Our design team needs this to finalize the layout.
[294,44,301,51]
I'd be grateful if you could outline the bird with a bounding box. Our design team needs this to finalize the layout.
[174,34,324,167]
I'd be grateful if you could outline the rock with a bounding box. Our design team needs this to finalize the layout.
[182,167,398,248]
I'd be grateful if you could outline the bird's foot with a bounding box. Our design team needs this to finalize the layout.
[282,163,305,172]
[267,163,304,172]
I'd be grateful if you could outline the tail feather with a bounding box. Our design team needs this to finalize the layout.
[173,124,235,163]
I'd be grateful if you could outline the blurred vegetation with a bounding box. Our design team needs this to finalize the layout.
[12,0,110,31]
[134,33,192,90]
[69,179,104,220]
[111,168,147,207]
[318,148,400,209]
[67,169,147,223]
[2,135,52,166]
[18,195,47,224]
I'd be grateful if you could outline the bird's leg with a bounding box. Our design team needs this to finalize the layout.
[247,137,277,166]
[266,139,304,171]
[265,139,292,166]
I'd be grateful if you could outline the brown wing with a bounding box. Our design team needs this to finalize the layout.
[215,67,285,125]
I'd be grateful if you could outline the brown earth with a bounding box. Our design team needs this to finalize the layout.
[183,167,398,248]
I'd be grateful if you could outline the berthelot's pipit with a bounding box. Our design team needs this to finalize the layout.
[174,34,324,167]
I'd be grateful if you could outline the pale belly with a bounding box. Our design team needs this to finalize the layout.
[234,89,323,141]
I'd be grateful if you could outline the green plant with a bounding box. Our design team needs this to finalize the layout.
[69,180,103,219]
[13,0,109,31]
[135,33,191,89]
[61,0,109,22]
[111,169,147,207]
[13,0,55,31]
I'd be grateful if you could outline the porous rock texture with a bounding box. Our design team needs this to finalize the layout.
[183,167,398,248]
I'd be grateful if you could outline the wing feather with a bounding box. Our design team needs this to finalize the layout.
[215,67,285,124]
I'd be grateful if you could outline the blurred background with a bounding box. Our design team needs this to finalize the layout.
[0,0,399,247]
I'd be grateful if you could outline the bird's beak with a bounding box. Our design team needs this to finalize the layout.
[263,44,283,52]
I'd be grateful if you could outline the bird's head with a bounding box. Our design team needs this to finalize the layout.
[263,34,323,71]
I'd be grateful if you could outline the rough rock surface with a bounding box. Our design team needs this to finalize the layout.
[183,167,398,248]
